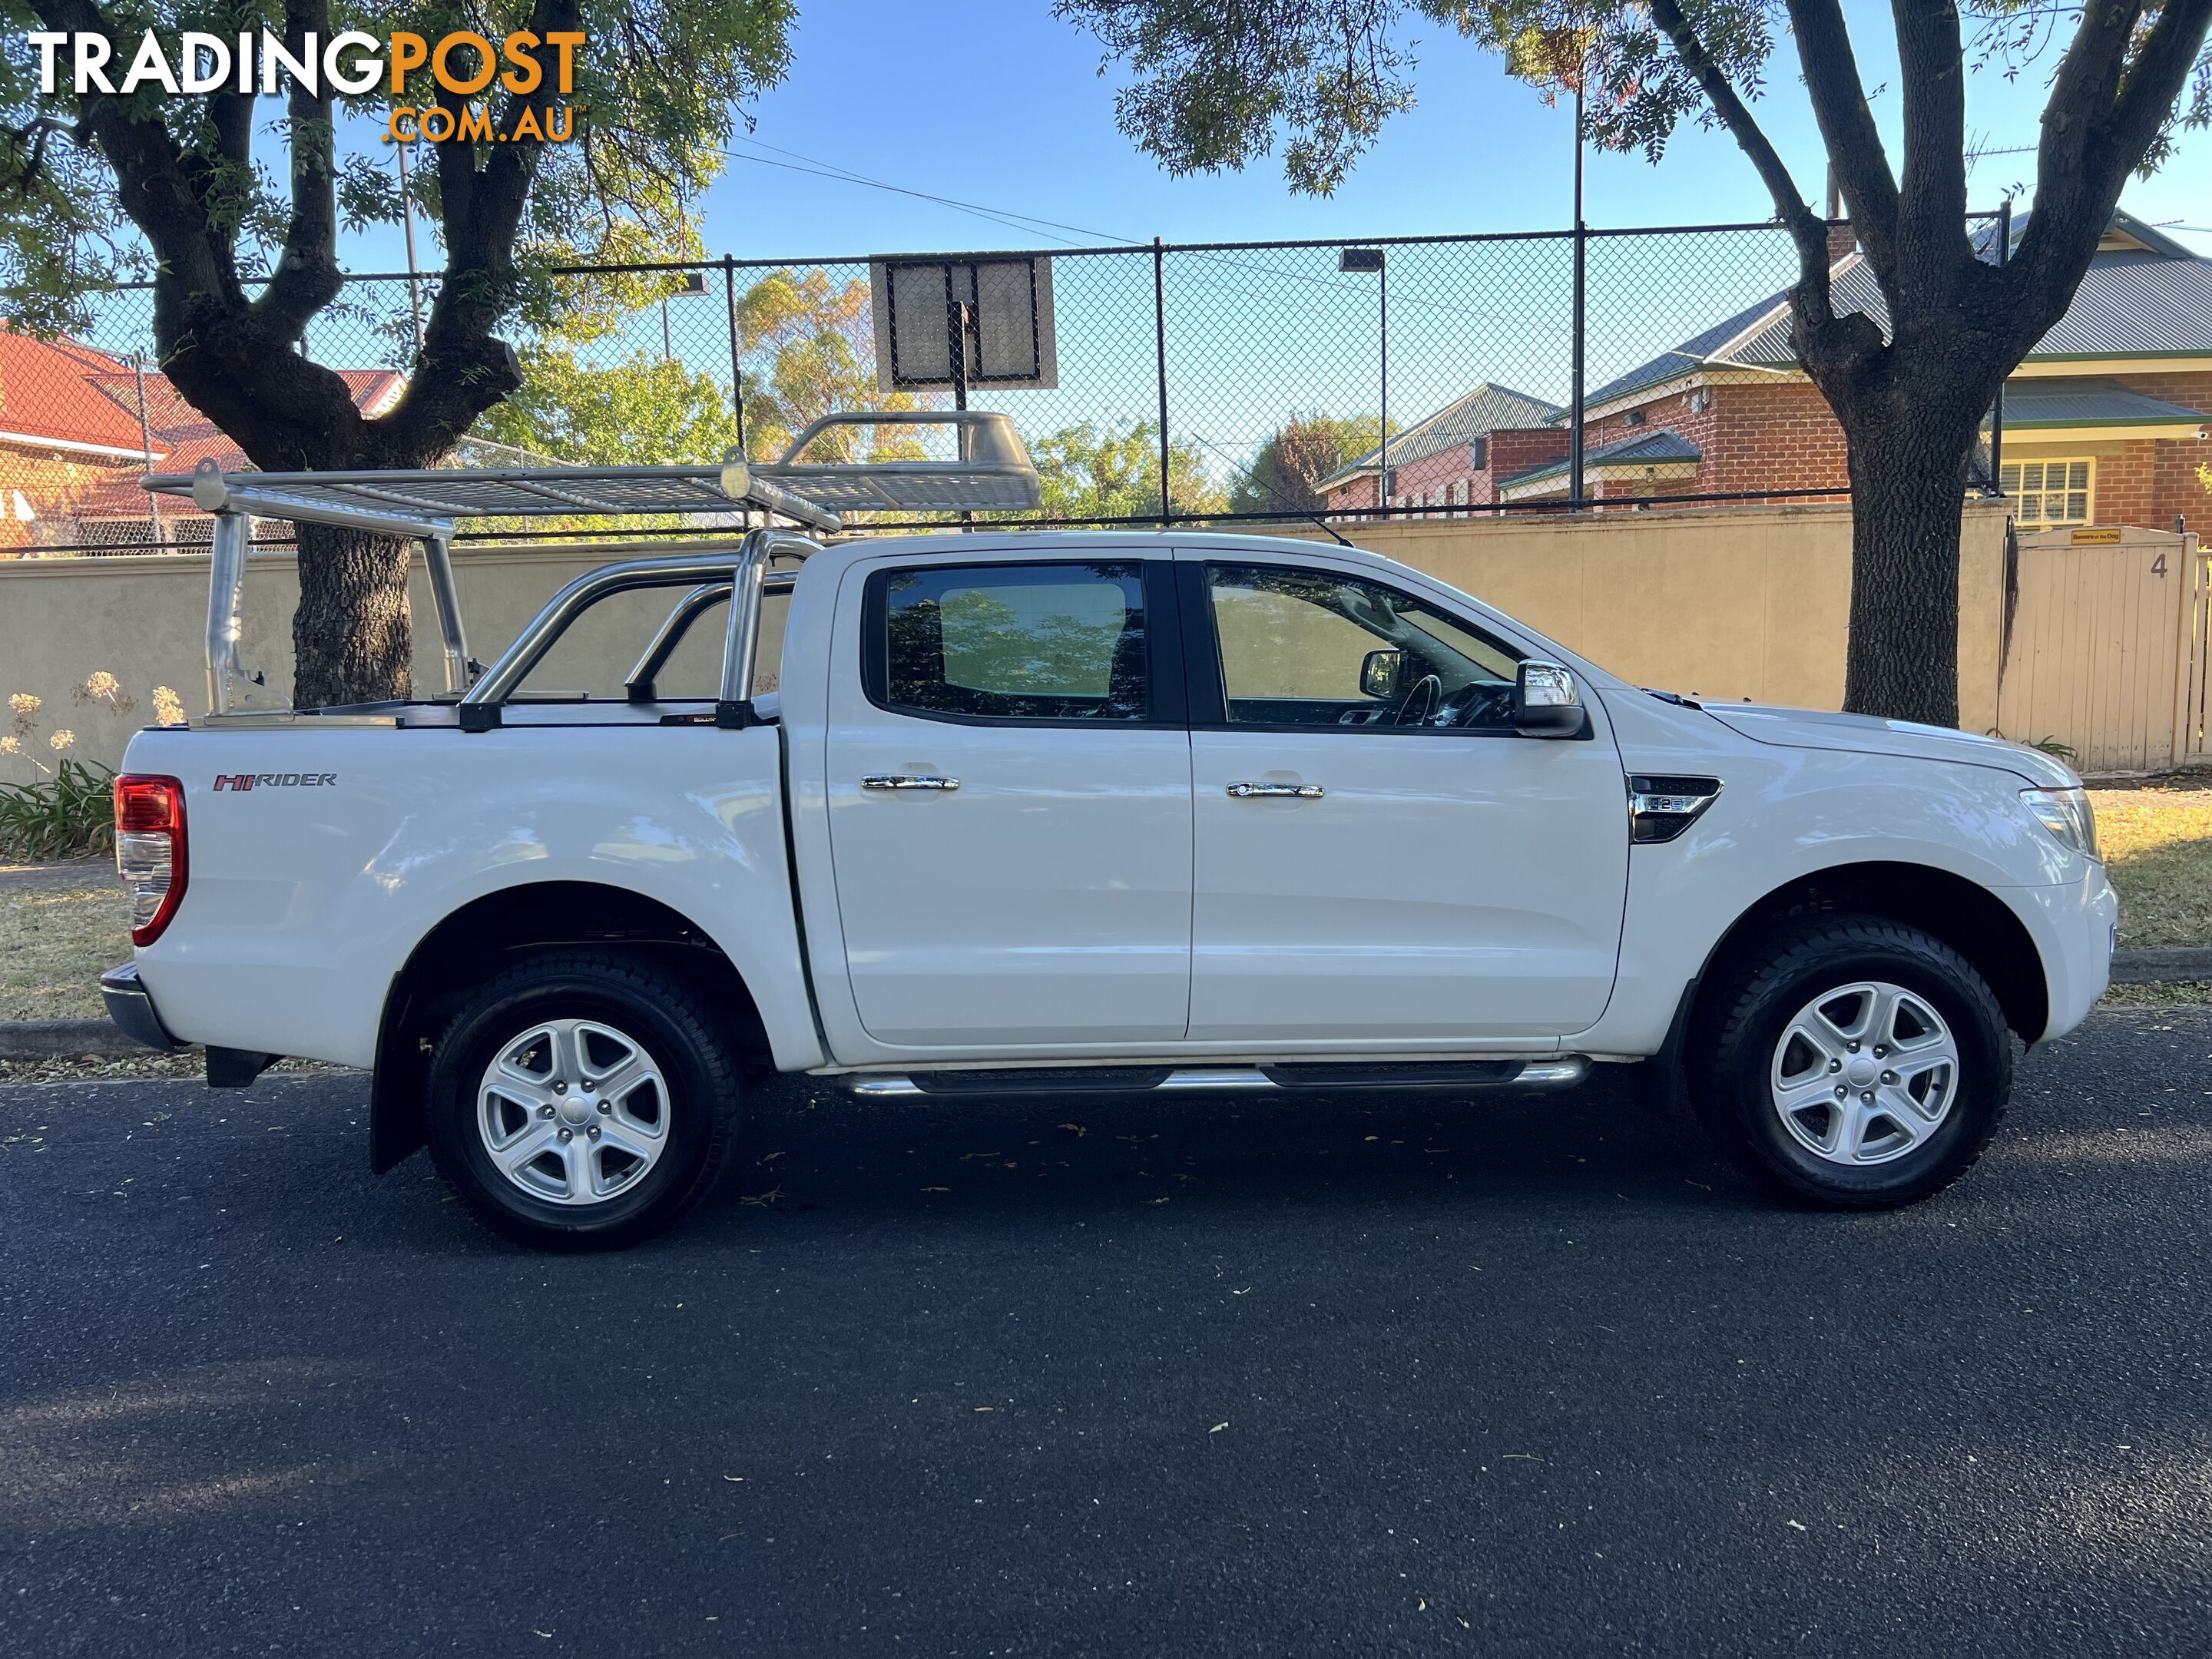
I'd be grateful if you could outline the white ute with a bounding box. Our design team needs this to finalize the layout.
[100,414,2118,1248]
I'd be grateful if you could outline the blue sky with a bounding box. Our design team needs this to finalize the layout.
[339,0,2208,270]
[282,2,2207,478]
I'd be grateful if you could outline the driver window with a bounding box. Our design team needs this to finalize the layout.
[1206,563,1522,730]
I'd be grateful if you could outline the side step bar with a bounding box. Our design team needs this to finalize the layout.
[843,1058,1588,1100]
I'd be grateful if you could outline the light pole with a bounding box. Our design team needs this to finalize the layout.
[1568,62,1586,510]
[1341,247,1389,512]
[396,140,425,357]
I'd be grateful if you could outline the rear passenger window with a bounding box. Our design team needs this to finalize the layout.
[872,562,1148,722]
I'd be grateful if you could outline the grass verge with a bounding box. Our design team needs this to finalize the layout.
[2088,788,2212,950]
[0,881,128,1022]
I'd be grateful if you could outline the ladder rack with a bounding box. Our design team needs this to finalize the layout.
[145,410,1041,719]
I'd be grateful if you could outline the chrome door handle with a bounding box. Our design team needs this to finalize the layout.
[862,774,960,791]
[1225,781,1324,799]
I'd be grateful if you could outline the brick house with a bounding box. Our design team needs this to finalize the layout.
[1326,211,2212,530]
[1315,383,1567,515]
[1506,211,2212,527]
[0,330,403,555]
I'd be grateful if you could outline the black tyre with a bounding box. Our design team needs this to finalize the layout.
[425,949,744,1250]
[1689,914,2013,1209]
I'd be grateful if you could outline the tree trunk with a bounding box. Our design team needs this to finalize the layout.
[290,524,416,709]
[1837,396,1985,728]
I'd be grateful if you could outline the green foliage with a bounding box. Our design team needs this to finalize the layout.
[1231,412,1385,515]
[0,0,796,336]
[733,267,926,461]
[478,344,738,465]
[1056,0,2210,187]
[0,759,115,862]
[1029,419,1226,522]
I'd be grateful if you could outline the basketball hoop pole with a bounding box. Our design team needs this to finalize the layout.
[947,299,972,412]
[947,294,975,525]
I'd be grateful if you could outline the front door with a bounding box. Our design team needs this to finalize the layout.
[1183,557,1628,1045]
[824,556,1193,1048]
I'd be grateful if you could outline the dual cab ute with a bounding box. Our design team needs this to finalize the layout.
[101,416,2116,1247]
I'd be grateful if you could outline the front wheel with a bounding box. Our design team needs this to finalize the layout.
[1690,915,2014,1208]
[425,949,744,1250]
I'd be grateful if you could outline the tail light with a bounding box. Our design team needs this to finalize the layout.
[114,775,187,945]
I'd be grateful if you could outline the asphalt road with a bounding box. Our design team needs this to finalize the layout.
[2,1012,2208,1659]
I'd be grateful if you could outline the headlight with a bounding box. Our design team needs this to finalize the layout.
[2021,786,2100,862]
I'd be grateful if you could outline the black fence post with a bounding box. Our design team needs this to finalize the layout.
[1568,82,1587,511]
[1153,237,1171,525]
[723,253,747,462]
[1988,198,2012,495]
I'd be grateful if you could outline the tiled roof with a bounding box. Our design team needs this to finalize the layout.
[1997,376,2210,429]
[1316,382,1565,490]
[0,334,154,453]
[1502,429,1701,489]
[1581,290,1793,409]
[1588,210,2212,410]
[61,358,409,520]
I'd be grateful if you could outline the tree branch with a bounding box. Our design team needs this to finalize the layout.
[1782,0,1902,273]
[373,0,585,465]
[257,0,344,341]
[1646,0,1831,289]
[2008,0,2207,349]
[1887,0,1970,283]
[2020,0,2146,268]
[2102,0,2212,175]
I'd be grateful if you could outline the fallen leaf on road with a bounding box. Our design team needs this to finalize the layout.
[1058,1123,1088,1136]
[1786,1520,1806,1532]
[1145,1197,1171,1205]
[921,1185,949,1193]
[723,1475,744,1482]
[1210,1422,1228,1433]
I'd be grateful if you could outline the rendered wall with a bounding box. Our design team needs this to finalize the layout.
[1281,499,2012,734]
[2,502,2010,773]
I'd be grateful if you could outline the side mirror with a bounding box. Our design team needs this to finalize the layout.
[1359,648,1405,700]
[1514,661,1587,737]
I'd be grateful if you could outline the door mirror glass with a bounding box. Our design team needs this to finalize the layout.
[1359,648,1404,700]
[1513,661,1586,737]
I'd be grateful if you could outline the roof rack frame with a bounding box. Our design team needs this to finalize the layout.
[149,410,1042,721]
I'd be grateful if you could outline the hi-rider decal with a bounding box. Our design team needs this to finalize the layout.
[212,773,337,791]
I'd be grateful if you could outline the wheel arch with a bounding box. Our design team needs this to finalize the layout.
[1687,861,2050,1048]
[370,881,771,1174]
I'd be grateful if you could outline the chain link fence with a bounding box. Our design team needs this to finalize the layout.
[2,218,1969,555]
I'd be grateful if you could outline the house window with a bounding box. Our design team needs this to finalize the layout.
[1469,437,1488,470]
[2001,459,2093,528]
[1621,409,1647,427]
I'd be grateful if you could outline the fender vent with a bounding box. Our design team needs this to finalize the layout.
[1628,774,1723,843]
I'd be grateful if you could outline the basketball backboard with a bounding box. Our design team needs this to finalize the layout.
[871,255,1058,395]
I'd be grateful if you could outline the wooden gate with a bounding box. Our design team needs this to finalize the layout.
[1995,525,2209,778]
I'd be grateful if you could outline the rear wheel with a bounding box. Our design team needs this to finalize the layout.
[1690,915,2012,1208]
[425,950,743,1250]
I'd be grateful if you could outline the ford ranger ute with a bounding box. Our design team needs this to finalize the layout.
[98,416,2118,1248]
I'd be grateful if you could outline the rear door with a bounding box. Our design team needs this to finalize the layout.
[1181,554,1628,1044]
[823,555,1193,1048]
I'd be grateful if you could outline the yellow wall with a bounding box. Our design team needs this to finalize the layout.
[0,502,2012,773]
[1279,501,2012,733]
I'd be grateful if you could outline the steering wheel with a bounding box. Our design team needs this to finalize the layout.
[1392,673,1444,727]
